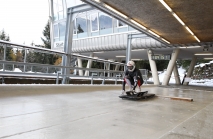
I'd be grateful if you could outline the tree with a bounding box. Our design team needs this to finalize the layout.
[77,24,84,33]
[0,29,13,61]
[24,21,59,66]
[16,48,22,62]
[0,29,10,41]
[155,60,169,71]
[40,21,58,65]
[135,60,151,70]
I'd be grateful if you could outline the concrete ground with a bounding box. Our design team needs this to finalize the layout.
[0,84,213,139]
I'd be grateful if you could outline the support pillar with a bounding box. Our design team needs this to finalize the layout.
[107,59,114,77]
[173,64,181,85]
[183,56,197,85]
[48,0,54,50]
[62,9,75,84]
[125,33,146,63]
[84,53,94,76]
[126,34,132,63]
[106,63,110,77]
[115,58,121,71]
[77,57,83,76]
[114,58,121,77]
[61,4,94,84]
[147,50,160,85]
[162,49,180,85]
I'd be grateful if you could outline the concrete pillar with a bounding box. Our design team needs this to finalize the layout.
[147,50,160,85]
[77,57,83,76]
[162,49,180,85]
[105,61,110,77]
[115,58,122,71]
[183,56,197,85]
[84,53,94,76]
[173,64,181,85]
[107,59,114,77]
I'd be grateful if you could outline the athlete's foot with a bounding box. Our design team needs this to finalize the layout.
[121,90,126,95]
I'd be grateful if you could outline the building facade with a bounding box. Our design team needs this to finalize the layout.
[49,0,143,52]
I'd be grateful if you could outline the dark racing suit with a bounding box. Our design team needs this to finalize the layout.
[122,68,144,91]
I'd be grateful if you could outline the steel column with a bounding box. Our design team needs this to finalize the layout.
[62,4,94,84]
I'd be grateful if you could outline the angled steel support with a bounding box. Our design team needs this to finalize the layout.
[126,33,147,63]
[62,4,94,84]
[81,0,169,46]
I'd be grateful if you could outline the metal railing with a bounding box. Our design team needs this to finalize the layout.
[139,69,149,84]
[0,40,125,84]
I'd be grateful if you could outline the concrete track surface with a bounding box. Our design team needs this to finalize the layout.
[0,84,213,139]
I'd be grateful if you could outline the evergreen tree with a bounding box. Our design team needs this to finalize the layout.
[0,30,13,61]
[41,21,58,65]
[77,24,84,33]
[135,60,151,70]
[0,29,10,41]
[155,60,169,71]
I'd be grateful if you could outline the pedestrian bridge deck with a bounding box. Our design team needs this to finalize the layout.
[0,84,213,139]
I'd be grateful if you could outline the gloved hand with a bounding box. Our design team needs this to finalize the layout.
[124,75,130,79]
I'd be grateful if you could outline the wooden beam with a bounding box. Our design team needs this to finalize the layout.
[157,95,193,102]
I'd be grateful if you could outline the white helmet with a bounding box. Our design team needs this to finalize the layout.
[127,61,135,72]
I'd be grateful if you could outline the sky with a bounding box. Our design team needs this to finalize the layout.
[0,0,49,45]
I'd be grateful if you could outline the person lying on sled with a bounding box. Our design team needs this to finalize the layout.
[121,60,144,95]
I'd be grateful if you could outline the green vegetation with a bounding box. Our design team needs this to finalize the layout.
[0,30,13,61]
[0,21,60,65]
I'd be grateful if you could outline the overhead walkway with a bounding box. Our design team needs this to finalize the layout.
[0,84,212,139]
[71,31,167,52]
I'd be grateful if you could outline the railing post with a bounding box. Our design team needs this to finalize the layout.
[24,49,27,72]
[56,71,61,84]
[1,77,5,84]
[91,74,94,85]
[3,45,6,71]
[102,77,105,85]
[102,62,106,85]
[115,76,117,85]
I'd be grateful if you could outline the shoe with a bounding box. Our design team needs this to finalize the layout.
[128,88,133,92]
[121,90,126,95]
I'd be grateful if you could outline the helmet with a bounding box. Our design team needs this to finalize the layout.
[127,61,135,72]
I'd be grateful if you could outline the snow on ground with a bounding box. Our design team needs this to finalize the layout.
[189,79,213,86]
[148,67,213,87]
[148,67,186,83]
[14,68,22,72]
